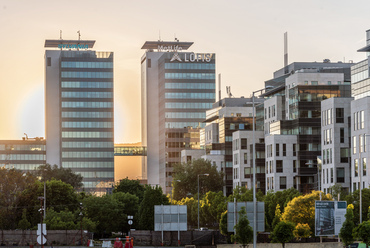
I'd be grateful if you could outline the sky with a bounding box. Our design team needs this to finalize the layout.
[0,0,369,143]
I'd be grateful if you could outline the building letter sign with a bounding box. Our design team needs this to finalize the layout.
[170,52,213,63]
[58,44,89,49]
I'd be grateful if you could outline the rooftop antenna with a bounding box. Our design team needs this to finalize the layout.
[218,74,221,101]
[284,32,288,74]
[24,133,28,140]
[226,86,233,98]
[77,30,81,41]
[60,30,63,40]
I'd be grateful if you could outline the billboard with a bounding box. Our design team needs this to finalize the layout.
[154,205,187,231]
[315,201,347,236]
[227,202,265,232]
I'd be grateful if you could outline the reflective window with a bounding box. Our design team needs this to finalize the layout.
[61,61,113,68]
[165,122,206,129]
[61,102,113,108]
[62,131,113,138]
[165,92,215,99]
[62,121,113,128]
[61,71,113,78]
[62,151,114,158]
[62,161,114,168]
[62,111,113,118]
[62,141,113,148]
[165,112,206,119]
[165,63,215,70]
[62,91,113,98]
[164,73,215,80]
[61,81,113,88]
[165,102,213,109]
[165,83,215,89]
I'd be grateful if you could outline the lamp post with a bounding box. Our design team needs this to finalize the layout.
[197,173,209,230]
[80,202,83,246]
[252,88,264,248]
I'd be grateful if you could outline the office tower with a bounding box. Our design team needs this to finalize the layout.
[0,137,46,172]
[141,40,216,193]
[45,39,114,194]
[264,61,353,193]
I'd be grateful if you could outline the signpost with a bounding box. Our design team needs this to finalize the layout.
[128,215,133,236]
[315,201,347,236]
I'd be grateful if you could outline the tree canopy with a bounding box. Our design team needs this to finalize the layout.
[340,204,355,246]
[113,178,145,202]
[172,159,224,200]
[231,207,253,248]
[33,164,83,189]
[271,221,295,248]
[282,190,332,233]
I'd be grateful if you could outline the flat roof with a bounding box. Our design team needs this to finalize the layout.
[141,41,193,50]
[358,44,370,52]
[45,39,96,48]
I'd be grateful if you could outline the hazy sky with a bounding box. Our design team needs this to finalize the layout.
[0,0,369,143]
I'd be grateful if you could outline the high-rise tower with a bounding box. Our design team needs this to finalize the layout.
[141,40,216,193]
[45,39,114,194]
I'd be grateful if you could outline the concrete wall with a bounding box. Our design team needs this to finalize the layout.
[0,230,90,246]
[218,243,343,248]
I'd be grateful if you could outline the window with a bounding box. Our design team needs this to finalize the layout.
[293,160,297,173]
[361,111,365,129]
[340,128,344,143]
[336,108,344,123]
[353,136,357,154]
[340,148,349,163]
[47,57,51,66]
[337,168,344,183]
[330,168,334,183]
[293,144,297,156]
[364,158,367,176]
[244,153,248,164]
[355,159,359,177]
[276,144,280,156]
[241,139,247,149]
[147,59,151,68]
[283,144,286,156]
[276,160,283,173]
[280,176,287,189]
[234,153,238,165]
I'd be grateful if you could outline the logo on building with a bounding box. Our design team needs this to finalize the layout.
[170,52,213,63]
[170,53,182,62]
[58,44,89,49]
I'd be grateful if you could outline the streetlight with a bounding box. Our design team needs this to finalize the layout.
[252,88,264,248]
[197,173,209,230]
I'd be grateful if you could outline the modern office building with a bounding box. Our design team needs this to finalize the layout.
[350,29,370,192]
[0,136,46,172]
[264,61,353,193]
[141,40,216,194]
[201,97,264,195]
[45,39,114,194]
[321,97,352,194]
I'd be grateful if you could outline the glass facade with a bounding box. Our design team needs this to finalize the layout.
[0,139,46,172]
[60,50,114,194]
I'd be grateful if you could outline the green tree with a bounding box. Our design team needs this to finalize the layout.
[271,221,295,248]
[172,159,224,200]
[34,164,83,189]
[83,194,124,236]
[282,190,332,233]
[227,186,265,203]
[231,207,253,248]
[112,192,139,233]
[113,178,145,202]
[18,209,31,230]
[355,221,370,248]
[345,188,370,224]
[293,223,311,240]
[176,196,198,227]
[201,191,226,228]
[264,188,301,231]
[0,168,37,229]
[138,185,169,230]
[271,204,282,230]
[44,208,97,231]
[339,204,355,246]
